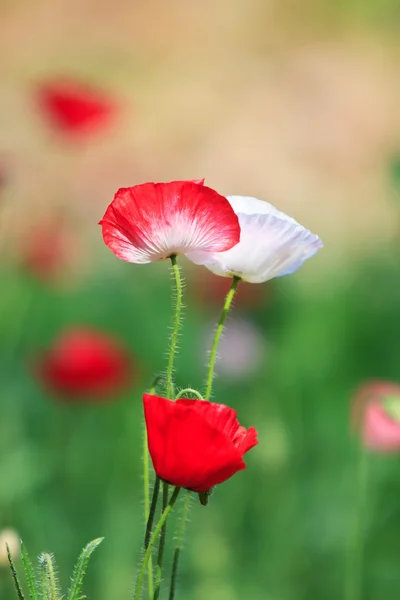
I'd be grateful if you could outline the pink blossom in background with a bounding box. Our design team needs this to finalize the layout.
[352,381,400,452]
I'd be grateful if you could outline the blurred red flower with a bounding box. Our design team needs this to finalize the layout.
[36,79,116,138]
[352,380,400,452]
[21,221,72,282]
[100,180,241,264]
[37,328,133,399]
[143,394,258,492]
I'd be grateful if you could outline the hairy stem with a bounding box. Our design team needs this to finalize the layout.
[168,491,192,600]
[143,376,163,598]
[154,482,169,599]
[175,388,204,401]
[166,255,183,399]
[133,487,181,600]
[205,276,240,399]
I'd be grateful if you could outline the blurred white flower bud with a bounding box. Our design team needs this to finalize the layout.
[0,528,20,567]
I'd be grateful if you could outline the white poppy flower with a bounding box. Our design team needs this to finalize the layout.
[187,195,323,283]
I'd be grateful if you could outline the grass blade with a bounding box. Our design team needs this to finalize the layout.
[39,553,61,600]
[6,543,25,600]
[20,541,39,600]
[67,538,104,600]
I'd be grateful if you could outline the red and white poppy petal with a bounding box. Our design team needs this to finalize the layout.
[187,205,322,283]
[143,394,246,492]
[100,181,240,264]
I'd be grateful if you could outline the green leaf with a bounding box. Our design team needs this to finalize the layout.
[20,541,39,600]
[67,538,104,600]
[39,553,61,600]
[6,543,25,600]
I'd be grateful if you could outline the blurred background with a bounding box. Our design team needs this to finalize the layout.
[0,0,400,598]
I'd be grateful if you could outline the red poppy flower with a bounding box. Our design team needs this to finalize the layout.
[21,220,74,282]
[352,380,400,452]
[37,327,133,399]
[99,180,241,264]
[36,79,115,138]
[143,394,258,492]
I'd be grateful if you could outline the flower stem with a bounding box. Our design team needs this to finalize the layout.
[175,388,204,400]
[205,276,240,399]
[144,376,163,599]
[168,490,192,600]
[133,487,181,600]
[344,444,369,600]
[166,255,183,399]
[154,482,169,599]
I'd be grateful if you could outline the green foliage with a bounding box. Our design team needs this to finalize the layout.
[39,553,61,600]
[6,540,102,600]
[67,538,104,600]
[2,252,400,599]
[6,544,25,600]
[21,542,39,600]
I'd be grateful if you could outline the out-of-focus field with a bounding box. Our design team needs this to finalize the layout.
[0,1,400,598]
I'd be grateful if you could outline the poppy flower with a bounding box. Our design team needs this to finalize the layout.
[187,195,323,283]
[36,327,133,399]
[352,381,400,452]
[21,219,75,282]
[143,393,258,492]
[36,79,115,138]
[99,180,241,264]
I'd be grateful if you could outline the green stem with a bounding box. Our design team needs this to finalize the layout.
[144,377,163,599]
[6,544,25,600]
[175,388,204,400]
[168,491,192,600]
[166,255,183,399]
[41,553,59,600]
[344,444,369,600]
[205,276,240,399]
[133,487,181,600]
[145,478,161,549]
[149,256,183,598]
[154,482,169,599]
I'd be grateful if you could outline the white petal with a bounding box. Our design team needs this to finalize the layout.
[187,196,323,283]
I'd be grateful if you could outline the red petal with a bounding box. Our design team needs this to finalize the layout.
[179,399,258,455]
[100,181,240,264]
[143,394,247,492]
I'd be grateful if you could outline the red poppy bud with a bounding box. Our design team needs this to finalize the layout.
[36,327,133,400]
[143,394,258,492]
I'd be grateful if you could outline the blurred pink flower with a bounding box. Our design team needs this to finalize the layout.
[36,79,116,139]
[352,381,400,452]
[36,327,134,401]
